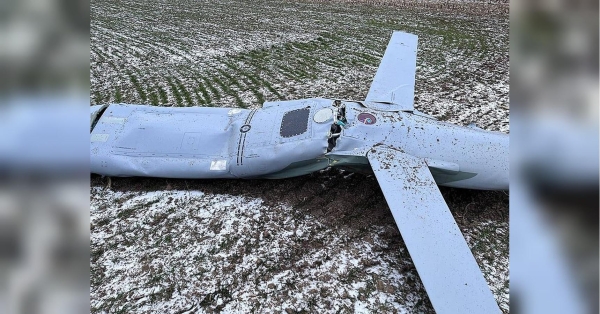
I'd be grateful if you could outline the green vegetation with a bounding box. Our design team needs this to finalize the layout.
[90,0,508,312]
[91,0,508,116]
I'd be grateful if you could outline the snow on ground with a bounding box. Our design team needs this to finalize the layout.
[91,188,414,312]
[91,185,508,313]
[90,0,509,312]
[91,0,509,131]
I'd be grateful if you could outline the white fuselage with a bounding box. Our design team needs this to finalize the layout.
[90,98,509,191]
[333,101,509,190]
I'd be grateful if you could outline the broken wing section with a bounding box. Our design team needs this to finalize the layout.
[365,32,418,110]
[367,147,500,314]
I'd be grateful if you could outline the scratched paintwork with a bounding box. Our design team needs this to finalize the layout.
[90,31,507,313]
[367,148,501,314]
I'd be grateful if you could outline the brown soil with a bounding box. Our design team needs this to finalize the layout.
[91,168,508,242]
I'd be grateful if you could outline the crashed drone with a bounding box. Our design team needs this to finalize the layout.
[91,32,508,313]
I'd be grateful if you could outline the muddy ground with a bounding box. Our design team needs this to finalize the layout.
[90,0,509,312]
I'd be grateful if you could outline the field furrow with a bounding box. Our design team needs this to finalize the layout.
[91,0,509,313]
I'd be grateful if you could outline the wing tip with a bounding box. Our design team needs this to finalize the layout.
[391,30,418,40]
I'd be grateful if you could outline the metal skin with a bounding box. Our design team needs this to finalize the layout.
[91,99,507,188]
[91,32,507,313]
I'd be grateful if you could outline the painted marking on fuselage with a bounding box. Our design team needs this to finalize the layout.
[210,160,227,171]
[237,109,258,166]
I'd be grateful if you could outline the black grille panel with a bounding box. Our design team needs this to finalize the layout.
[280,107,310,138]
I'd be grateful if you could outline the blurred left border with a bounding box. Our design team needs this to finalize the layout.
[0,0,90,312]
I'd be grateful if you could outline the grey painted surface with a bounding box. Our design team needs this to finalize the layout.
[90,99,334,179]
[332,101,508,190]
[364,32,418,110]
[367,147,501,314]
[90,31,508,313]
[91,100,508,189]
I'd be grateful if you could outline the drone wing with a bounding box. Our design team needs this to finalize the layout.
[367,147,500,314]
[365,32,418,110]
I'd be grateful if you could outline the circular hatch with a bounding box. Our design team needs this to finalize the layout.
[313,108,333,123]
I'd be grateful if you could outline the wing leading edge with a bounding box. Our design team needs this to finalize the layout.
[367,147,500,314]
[365,32,418,110]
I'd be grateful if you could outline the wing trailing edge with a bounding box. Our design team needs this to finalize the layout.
[367,147,500,314]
